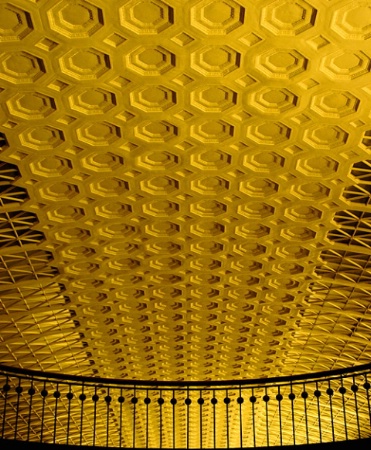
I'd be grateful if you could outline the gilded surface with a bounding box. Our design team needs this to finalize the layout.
[0,0,371,385]
[2,0,371,445]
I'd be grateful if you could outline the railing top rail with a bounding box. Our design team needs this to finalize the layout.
[1,362,371,389]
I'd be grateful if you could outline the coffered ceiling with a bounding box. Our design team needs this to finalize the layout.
[1,0,371,383]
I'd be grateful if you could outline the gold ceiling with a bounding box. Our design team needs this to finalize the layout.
[1,0,371,382]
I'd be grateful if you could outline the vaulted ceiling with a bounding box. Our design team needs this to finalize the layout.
[1,0,371,383]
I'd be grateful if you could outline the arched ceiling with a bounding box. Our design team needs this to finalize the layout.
[1,0,371,382]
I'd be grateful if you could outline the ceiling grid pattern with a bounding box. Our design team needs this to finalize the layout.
[0,0,371,383]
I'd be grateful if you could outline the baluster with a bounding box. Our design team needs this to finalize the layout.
[225,389,230,449]
[250,388,257,448]
[144,389,150,449]
[185,389,191,450]
[14,378,22,440]
[118,389,125,448]
[92,387,99,447]
[326,380,335,442]
[237,386,244,449]
[66,386,73,445]
[53,384,60,444]
[40,381,48,442]
[314,382,322,443]
[301,384,309,444]
[276,386,283,446]
[211,392,217,449]
[289,384,296,445]
[132,387,138,449]
[159,390,164,449]
[263,387,270,447]
[351,376,360,439]
[27,381,35,441]
[198,389,203,449]
[2,376,10,439]
[105,388,112,447]
[363,375,371,432]
[171,390,176,449]
[339,377,348,440]
[79,385,86,445]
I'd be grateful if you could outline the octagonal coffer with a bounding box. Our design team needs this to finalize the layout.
[95,201,132,219]
[320,49,371,80]
[243,151,285,173]
[136,150,179,170]
[81,152,124,172]
[127,45,175,76]
[76,122,121,146]
[190,149,231,170]
[191,199,227,217]
[191,0,245,35]
[191,84,238,112]
[47,0,104,38]
[47,205,86,223]
[6,92,56,119]
[135,120,178,142]
[120,0,174,35]
[143,199,180,217]
[303,125,348,149]
[261,0,317,36]
[255,48,308,79]
[29,156,73,177]
[310,90,360,118]
[37,181,80,201]
[141,176,179,195]
[240,178,279,197]
[247,86,298,114]
[246,121,291,145]
[89,177,129,197]
[59,48,110,80]
[332,1,371,40]
[0,3,34,42]
[130,85,176,112]
[191,45,241,77]
[20,126,65,150]
[69,88,117,115]
[0,51,45,84]
[191,120,234,143]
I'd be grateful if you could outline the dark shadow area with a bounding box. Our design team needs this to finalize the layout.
[2,437,371,450]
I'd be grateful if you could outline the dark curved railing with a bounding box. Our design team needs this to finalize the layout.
[1,363,371,448]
